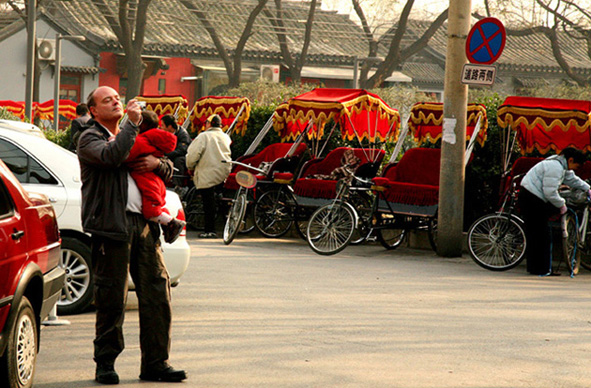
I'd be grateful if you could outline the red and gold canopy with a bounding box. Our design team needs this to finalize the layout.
[497,96,591,154]
[0,99,77,121]
[191,96,251,136]
[272,88,400,142]
[35,99,77,121]
[0,100,26,120]
[136,94,189,122]
[408,102,488,146]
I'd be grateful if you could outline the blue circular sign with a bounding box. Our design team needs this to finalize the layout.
[466,18,506,64]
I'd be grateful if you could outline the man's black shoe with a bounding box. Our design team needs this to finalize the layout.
[139,366,187,382]
[164,218,186,244]
[96,363,119,385]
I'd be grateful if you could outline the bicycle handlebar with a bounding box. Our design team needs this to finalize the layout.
[221,160,267,175]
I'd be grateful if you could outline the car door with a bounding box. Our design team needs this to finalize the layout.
[0,174,28,329]
[0,138,68,218]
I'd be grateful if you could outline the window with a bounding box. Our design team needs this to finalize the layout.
[0,139,58,185]
[158,79,166,95]
[60,73,82,103]
[0,178,15,220]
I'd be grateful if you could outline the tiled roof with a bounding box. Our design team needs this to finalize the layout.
[60,65,104,74]
[38,0,369,66]
[2,2,590,77]
[401,62,445,84]
[0,8,23,42]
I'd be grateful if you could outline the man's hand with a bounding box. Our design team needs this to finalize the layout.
[126,99,142,126]
[128,155,160,174]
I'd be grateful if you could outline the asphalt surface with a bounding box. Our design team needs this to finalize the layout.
[35,231,591,388]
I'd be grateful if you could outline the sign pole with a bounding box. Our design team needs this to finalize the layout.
[437,0,472,257]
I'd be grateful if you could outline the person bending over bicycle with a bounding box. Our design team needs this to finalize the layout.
[518,147,591,276]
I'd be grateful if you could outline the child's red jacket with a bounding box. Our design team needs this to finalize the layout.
[126,128,177,219]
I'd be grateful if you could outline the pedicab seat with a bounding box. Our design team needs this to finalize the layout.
[224,143,307,190]
[369,148,440,217]
[293,147,385,200]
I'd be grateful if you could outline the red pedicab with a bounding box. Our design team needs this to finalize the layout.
[305,101,487,255]
[224,89,400,245]
[467,96,591,273]
[248,88,400,252]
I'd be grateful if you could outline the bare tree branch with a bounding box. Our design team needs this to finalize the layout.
[544,26,589,86]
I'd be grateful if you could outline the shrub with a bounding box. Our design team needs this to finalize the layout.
[42,125,72,150]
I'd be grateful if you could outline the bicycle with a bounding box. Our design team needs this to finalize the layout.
[467,174,579,274]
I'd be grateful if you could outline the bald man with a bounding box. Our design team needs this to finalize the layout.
[77,86,186,384]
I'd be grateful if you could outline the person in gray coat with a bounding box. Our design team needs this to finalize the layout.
[518,147,590,275]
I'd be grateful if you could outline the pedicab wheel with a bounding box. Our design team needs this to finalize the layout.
[467,213,526,271]
[563,213,580,275]
[428,216,438,252]
[253,188,294,238]
[375,214,407,250]
[223,189,247,245]
[306,201,356,256]
[349,192,373,245]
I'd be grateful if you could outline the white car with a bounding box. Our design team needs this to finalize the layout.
[0,123,191,315]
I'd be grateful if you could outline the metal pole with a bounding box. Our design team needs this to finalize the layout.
[437,0,472,257]
[25,0,36,121]
[353,56,359,89]
[53,34,61,131]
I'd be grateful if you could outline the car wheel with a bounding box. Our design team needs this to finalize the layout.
[0,296,37,388]
[57,237,93,315]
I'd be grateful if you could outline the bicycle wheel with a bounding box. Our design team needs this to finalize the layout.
[223,188,247,245]
[253,188,294,238]
[306,201,356,255]
[468,213,526,271]
[349,192,373,245]
[563,213,580,275]
[375,213,407,250]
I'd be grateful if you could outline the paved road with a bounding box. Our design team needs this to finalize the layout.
[35,231,591,387]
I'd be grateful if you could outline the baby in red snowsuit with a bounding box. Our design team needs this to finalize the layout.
[125,110,186,243]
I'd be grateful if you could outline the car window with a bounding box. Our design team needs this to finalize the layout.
[0,139,58,185]
[0,178,15,220]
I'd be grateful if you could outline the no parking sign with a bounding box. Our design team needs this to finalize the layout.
[462,17,505,85]
[466,17,506,64]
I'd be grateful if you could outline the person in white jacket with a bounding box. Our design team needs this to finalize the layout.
[186,114,231,238]
[518,147,590,275]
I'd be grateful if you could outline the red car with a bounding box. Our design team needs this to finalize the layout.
[0,159,65,388]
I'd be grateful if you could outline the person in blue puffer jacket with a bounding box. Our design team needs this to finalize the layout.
[518,147,591,275]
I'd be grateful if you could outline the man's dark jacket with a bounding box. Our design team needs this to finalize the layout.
[165,127,192,161]
[77,119,138,241]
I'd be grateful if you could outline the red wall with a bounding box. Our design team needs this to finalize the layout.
[99,53,196,104]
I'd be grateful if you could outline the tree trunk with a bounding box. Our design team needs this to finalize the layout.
[95,0,151,100]
[264,0,315,84]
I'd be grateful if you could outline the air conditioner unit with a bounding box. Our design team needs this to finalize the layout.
[38,38,56,61]
[260,65,280,83]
